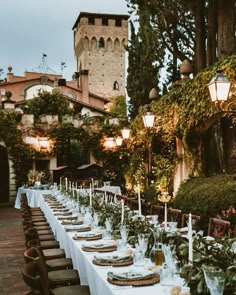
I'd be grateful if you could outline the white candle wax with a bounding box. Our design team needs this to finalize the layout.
[105,190,107,204]
[121,200,124,224]
[137,183,141,215]
[65,178,68,191]
[89,184,92,206]
[164,203,167,229]
[188,213,193,264]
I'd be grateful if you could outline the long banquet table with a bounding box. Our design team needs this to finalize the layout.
[14,187,52,209]
[38,193,188,295]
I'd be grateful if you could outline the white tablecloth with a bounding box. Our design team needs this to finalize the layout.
[14,188,52,209]
[39,195,186,295]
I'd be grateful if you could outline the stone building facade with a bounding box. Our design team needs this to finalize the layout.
[73,12,129,99]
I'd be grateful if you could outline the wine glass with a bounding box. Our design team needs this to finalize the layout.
[203,266,225,295]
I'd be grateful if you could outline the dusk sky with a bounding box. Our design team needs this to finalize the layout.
[0,0,129,80]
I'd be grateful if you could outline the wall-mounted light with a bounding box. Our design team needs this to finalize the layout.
[115,136,123,146]
[38,137,49,150]
[121,127,131,139]
[207,69,232,104]
[142,112,155,128]
[103,137,116,150]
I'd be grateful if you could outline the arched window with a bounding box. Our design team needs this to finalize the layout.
[114,38,120,51]
[83,37,89,50]
[98,37,105,49]
[107,38,112,51]
[113,81,119,90]
[91,37,97,50]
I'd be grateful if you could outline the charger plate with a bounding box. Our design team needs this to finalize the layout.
[58,216,77,220]
[61,220,83,226]
[73,234,102,241]
[107,273,160,286]
[93,257,133,267]
[82,245,117,253]
[65,226,91,232]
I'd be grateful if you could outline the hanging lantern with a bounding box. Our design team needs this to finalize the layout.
[121,127,131,139]
[115,136,123,146]
[38,137,49,150]
[142,112,155,128]
[104,137,116,149]
[207,69,232,103]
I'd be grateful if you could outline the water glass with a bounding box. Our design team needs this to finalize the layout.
[133,250,145,267]
[102,230,111,240]
[116,239,127,252]
[203,267,225,295]
[169,222,178,231]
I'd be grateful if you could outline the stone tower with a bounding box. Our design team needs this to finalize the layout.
[73,12,129,99]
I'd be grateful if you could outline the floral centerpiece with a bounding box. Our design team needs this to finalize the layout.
[27,170,43,186]
[215,207,236,237]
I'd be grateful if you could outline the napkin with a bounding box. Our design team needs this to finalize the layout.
[65,225,90,232]
[94,254,132,263]
[82,243,115,250]
[108,270,154,281]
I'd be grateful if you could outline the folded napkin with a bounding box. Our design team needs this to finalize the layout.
[108,270,154,281]
[65,226,91,232]
[82,243,115,250]
[61,220,83,226]
[94,254,132,263]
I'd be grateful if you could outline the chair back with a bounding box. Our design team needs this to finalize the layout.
[181,214,201,229]
[167,208,182,227]
[150,205,164,222]
[208,218,231,237]
[21,261,40,293]
[24,247,40,263]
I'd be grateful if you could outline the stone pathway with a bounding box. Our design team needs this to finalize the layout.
[0,206,29,295]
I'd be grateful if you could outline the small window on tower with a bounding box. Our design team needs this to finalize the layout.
[115,19,122,27]
[98,37,105,48]
[113,81,119,90]
[88,17,95,25]
[102,18,108,26]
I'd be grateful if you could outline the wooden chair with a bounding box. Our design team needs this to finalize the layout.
[26,241,67,261]
[208,218,231,237]
[181,214,201,229]
[26,238,60,251]
[33,247,81,288]
[23,260,90,295]
[21,261,41,295]
[150,205,164,223]
[24,227,56,243]
[168,208,182,225]
[24,247,73,271]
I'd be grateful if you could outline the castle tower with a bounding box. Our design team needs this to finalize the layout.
[73,12,129,99]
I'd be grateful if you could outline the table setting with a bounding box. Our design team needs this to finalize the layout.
[38,187,236,295]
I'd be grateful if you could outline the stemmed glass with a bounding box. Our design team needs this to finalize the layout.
[120,224,129,242]
[203,266,225,295]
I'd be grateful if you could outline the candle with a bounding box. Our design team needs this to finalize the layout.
[59,177,62,191]
[89,183,92,207]
[121,200,124,224]
[105,190,107,204]
[137,183,141,215]
[164,203,167,229]
[72,183,75,198]
[188,213,193,264]
[65,178,68,191]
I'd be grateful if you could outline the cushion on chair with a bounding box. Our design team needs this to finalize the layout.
[50,285,90,295]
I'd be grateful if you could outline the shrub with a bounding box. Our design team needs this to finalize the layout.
[173,174,236,234]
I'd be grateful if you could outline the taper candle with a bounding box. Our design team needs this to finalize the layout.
[188,213,193,264]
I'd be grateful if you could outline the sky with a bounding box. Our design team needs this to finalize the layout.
[0,0,129,80]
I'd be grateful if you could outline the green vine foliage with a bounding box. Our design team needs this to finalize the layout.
[0,112,33,186]
[22,89,72,122]
[130,55,236,190]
